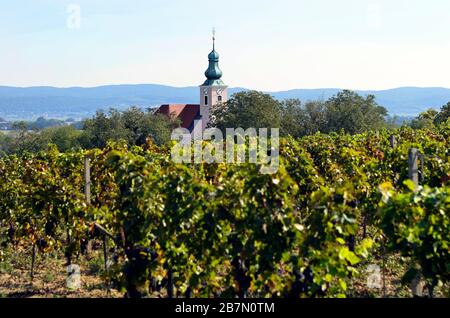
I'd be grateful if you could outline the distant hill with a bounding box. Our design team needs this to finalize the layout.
[1,85,449,120]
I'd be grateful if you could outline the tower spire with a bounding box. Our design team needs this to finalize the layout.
[202,29,225,86]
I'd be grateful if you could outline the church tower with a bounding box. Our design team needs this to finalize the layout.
[199,31,228,131]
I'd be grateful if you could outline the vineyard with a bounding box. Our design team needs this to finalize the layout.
[0,124,449,298]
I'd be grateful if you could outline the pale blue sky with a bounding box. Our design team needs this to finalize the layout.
[1,0,450,90]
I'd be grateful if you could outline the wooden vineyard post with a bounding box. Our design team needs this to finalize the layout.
[408,148,419,187]
[93,223,114,294]
[103,234,111,295]
[103,235,108,272]
[84,155,91,205]
[66,228,72,265]
[380,134,396,297]
[390,135,397,148]
[419,153,425,184]
[93,225,114,263]
[167,268,174,298]
[408,148,426,297]
[382,242,386,298]
[382,131,398,290]
[30,243,36,281]
[84,155,94,256]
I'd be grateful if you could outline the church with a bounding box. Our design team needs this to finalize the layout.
[156,35,228,134]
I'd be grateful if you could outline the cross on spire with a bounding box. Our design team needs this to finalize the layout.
[212,27,216,50]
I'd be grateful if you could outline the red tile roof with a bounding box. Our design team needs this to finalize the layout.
[157,104,200,130]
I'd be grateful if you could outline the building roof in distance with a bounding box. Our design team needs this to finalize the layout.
[157,104,200,130]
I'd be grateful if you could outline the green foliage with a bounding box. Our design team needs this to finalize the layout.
[214,163,301,297]
[280,100,327,137]
[1,124,450,298]
[43,126,83,152]
[0,107,178,155]
[324,90,388,134]
[209,91,282,131]
[410,109,439,129]
[27,117,68,130]
[0,146,89,269]
[409,101,450,129]
[0,125,81,155]
[379,182,450,291]
[211,90,388,138]
[299,184,373,297]
[434,102,450,126]
[80,108,179,149]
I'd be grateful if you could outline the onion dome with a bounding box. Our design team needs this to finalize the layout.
[202,35,225,86]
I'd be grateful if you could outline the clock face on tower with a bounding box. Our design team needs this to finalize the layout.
[217,88,223,95]
[203,88,208,95]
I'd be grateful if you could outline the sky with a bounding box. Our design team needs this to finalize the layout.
[1,0,450,91]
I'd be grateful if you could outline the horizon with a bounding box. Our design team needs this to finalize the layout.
[1,1,450,91]
[2,84,450,121]
[2,84,450,93]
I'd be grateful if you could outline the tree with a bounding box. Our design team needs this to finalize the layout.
[210,90,387,137]
[410,109,438,129]
[324,90,387,134]
[0,107,179,154]
[80,109,131,149]
[280,99,326,138]
[144,113,178,145]
[434,102,450,126]
[12,121,28,132]
[121,107,177,145]
[0,132,13,156]
[42,126,82,152]
[385,115,402,130]
[79,107,178,149]
[30,117,65,130]
[209,91,282,131]
[279,99,304,137]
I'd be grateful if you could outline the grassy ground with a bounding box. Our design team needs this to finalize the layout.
[0,242,447,298]
[349,254,415,298]
[0,245,122,298]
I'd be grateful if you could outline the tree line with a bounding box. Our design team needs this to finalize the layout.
[1,90,449,155]
[210,89,389,135]
[409,102,450,129]
[0,108,178,155]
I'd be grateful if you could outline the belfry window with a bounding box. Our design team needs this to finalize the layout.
[218,96,222,102]
[205,95,208,105]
